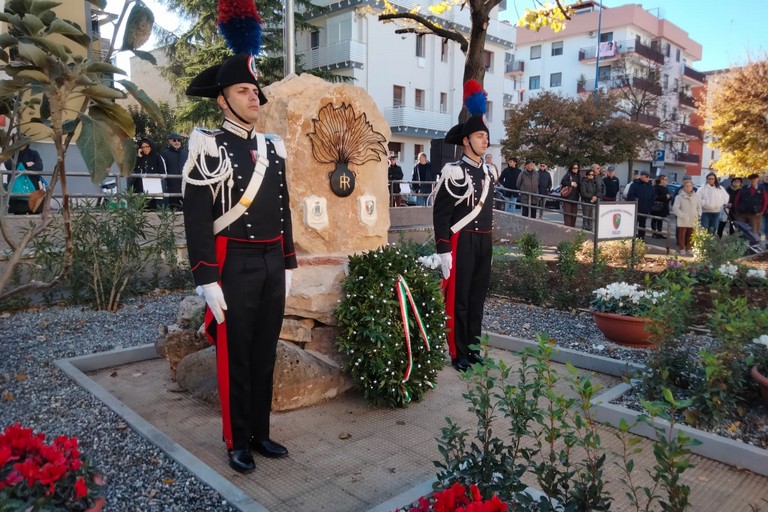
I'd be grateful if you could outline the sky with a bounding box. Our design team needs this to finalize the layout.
[105,0,767,73]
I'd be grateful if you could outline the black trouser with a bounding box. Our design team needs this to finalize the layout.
[218,240,285,450]
[637,213,648,239]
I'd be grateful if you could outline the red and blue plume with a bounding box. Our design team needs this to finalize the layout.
[218,0,263,56]
[463,79,487,117]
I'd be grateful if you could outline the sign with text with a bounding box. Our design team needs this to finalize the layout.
[652,149,665,167]
[597,201,637,240]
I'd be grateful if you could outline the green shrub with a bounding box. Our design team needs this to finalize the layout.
[691,227,747,266]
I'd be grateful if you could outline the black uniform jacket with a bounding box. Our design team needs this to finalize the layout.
[183,120,298,285]
[433,155,495,254]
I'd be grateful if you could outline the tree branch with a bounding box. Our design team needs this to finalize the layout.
[379,13,469,54]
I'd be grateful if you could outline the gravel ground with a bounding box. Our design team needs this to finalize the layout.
[0,290,237,512]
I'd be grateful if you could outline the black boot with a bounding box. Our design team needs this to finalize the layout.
[250,438,289,458]
[451,358,470,372]
[228,449,255,473]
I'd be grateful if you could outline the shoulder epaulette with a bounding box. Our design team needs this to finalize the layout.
[264,134,287,159]
[441,162,465,180]
[187,127,222,159]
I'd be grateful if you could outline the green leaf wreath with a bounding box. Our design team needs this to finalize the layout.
[335,244,446,407]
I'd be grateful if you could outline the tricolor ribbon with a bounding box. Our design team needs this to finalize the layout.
[395,274,431,384]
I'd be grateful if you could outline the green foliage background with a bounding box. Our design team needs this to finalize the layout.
[335,244,446,408]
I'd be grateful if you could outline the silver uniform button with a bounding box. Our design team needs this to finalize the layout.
[238,176,242,179]
[247,224,251,227]
[244,212,249,215]
[240,188,244,192]
[249,235,255,239]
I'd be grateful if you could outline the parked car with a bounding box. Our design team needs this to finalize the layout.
[544,186,563,209]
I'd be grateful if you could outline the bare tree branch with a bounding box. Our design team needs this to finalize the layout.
[379,13,469,53]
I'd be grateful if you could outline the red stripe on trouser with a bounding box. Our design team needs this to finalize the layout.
[202,236,236,450]
[442,232,461,359]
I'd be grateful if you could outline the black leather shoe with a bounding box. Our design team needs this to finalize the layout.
[451,358,470,372]
[467,352,485,365]
[228,449,255,473]
[250,439,288,458]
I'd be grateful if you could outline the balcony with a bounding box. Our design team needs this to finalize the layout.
[504,60,524,77]
[678,123,702,139]
[383,105,453,135]
[577,39,665,65]
[675,152,700,164]
[577,76,661,96]
[631,76,663,96]
[682,65,706,84]
[678,92,696,109]
[634,112,661,126]
[297,39,366,71]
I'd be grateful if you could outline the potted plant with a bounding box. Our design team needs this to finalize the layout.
[590,282,664,347]
[0,423,105,511]
[749,335,768,404]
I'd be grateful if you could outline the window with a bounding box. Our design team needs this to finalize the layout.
[414,144,424,162]
[393,85,405,107]
[388,142,403,160]
[530,45,541,60]
[529,75,541,90]
[662,74,669,89]
[551,41,563,56]
[416,35,425,58]
[674,78,679,92]
[310,30,320,49]
[415,89,425,110]
[675,48,681,62]
[483,50,493,71]
[439,92,448,113]
[550,72,562,87]
[599,31,613,42]
[486,101,493,122]
[664,42,671,57]
[441,38,448,62]
[598,65,611,81]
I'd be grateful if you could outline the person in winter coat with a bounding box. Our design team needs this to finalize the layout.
[626,170,655,239]
[650,175,672,238]
[671,178,702,255]
[160,132,188,210]
[602,165,621,200]
[718,177,742,237]
[536,162,552,218]
[560,162,581,227]
[516,159,539,218]
[760,173,768,245]
[579,168,600,231]
[387,156,404,206]
[7,142,45,214]
[499,156,521,213]
[411,152,435,206]
[696,172,729,234]
[734,173,768,237]
[130,137,167,210]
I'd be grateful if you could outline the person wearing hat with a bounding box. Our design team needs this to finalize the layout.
[499,156,521,213]
[433,79,494,372]
[602,165,620,201]
[160,132,188,210]
[626,170,655,239]
[183,52,297,473]
[388,155,404,206]
[734,172,768,236]
[516,159,539,218]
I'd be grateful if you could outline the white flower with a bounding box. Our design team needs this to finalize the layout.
[747,268,767,280]
[717,263,738,279]
[417,253,442,270]
[753,335,768,348]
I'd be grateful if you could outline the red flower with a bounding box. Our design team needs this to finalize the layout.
[469,484,482,502]
[74,476,88,499]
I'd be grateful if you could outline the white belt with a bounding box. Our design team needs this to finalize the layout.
[213,133,268,235]
[450,173,490,233]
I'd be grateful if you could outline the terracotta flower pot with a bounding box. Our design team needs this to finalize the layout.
[750,365,768,404]
[592,311,655,348]
[85,473,106,512]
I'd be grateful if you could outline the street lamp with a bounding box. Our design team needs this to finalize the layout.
[593,1,603,104]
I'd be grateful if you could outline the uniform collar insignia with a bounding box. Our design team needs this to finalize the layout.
[461,155,482,168]
[222,118,256,139]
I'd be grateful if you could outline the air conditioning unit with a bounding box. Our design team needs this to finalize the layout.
[588,31,596,38]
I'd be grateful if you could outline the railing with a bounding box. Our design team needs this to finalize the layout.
[678,124,702,138]
[504,60,524,74]
[678,93,696,109]
[634,112,661,126]
[382,106,453,133]
[675,152,700,164]
[297,39,366,70]
[631,76,663,96]
[577,39,665,64]
[682,65,706,83]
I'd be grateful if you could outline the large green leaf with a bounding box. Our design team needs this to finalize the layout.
[30,1,63,16]
[17,42,49,68]
[129,49,157,65]
[81,84,126,100]
[48,19,90,47]
[27,35,71,61]
[0,33,19,48]
[16,69,51,83]
[89,101,136,138]
[113,136,137,177]
[85,62,126,75]
[0,80,26,99]
[77,114,117,182]
[21,13,45,35]
[118,79,165,126]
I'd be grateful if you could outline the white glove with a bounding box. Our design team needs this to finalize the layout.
[196,282,227,324]
[285,269,293,299]
[439,252,452,279]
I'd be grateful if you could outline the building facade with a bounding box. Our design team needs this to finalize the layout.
[511,1,706,183]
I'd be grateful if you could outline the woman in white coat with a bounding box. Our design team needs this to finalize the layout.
[696,172,729,234]
[672,179,702,255]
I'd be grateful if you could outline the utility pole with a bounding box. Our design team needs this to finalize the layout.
[593,1,603,104]
[284,0,295,76]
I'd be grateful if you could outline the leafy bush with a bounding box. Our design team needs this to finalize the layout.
[335,244,446,407]
[691,227,747,266]
[577,238,646,267]
[513,232,547,305]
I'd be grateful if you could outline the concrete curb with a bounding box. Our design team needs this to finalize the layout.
[55,345,267,512]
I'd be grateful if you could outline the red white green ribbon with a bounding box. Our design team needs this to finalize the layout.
[395,274,431,383]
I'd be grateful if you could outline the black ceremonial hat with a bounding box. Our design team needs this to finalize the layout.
[186,53,268,105]
[444,114,489,145]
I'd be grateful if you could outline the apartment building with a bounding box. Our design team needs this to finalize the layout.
[511,1,706,182]
[294,0,516,168]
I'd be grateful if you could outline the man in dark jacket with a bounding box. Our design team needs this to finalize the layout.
[734,173,768,237]
[130,137,167,210]
[536,162,552,218]
[387,156,404,206]
[498,156,521,213]
[160,132,188,210]
[626,170,655,238]
[602,165,621,200]
[7,143,45,214]
[411,152,435,206]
